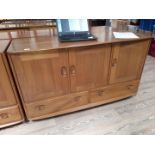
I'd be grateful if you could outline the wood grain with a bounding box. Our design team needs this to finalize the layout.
[10,49,70,104]
[69,45,111,92]
[90,80,139,103]
[0,105,22,126]
[8,38,151,121]
[6,26,151,122]
[26,91,89,120]
[0,55,17,108]
[6,26,152,54]
[20,53,60,61]
[1,56,155,135]
[0,27,56,40]
[0,40,24,128]
[109,40,151,84]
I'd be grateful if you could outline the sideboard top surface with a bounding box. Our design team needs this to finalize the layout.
[0,40,10,53]
[7,26,152,54]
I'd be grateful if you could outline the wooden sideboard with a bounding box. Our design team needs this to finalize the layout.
[0,27,57,40]
[7,26,152,120]
[0,40,24,128]
[0,19,55,30]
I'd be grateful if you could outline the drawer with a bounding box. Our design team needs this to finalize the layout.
[0,105,23,127]
[90,81,139,103]
[26,91,89,120]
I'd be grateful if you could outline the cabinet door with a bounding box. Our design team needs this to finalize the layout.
[110,40,150,84]
[0,55,17,108]
[69,45,111,92]
[10,50,69,104]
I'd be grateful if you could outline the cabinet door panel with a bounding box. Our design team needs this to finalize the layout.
[0,55,16,108]
[11,50,69,103]
[110,40,150,84]
[69,45,111,92]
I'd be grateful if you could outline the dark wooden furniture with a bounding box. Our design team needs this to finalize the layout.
[90,19,106,26]
[7,26,152,120]
[0,19,55,30]
[0,27,57,40]
[0,40,24,128]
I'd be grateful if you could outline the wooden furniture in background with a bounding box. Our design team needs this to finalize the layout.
[0,27,57,40]
[0,19,56,30]
[89,19,106,26]
[0,40,24,128]
[7,26,152,120]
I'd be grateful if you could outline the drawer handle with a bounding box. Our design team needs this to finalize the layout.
[36,105,46,111]
[97,90,105,96]
[112,58,117,67]
[70,65,76,76]
[127,85,135,90]
[61,66,68,77]
[0,113,9,119]
[74,96,81,102]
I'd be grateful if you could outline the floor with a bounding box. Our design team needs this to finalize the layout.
[0,55,155,135]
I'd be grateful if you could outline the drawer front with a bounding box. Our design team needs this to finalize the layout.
[26,91,89,119]
[90,81,139,103]
[0,105,22,127]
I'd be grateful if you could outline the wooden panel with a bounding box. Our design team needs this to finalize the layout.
[20,53,59,61]
[26,91,89,120]
[69,45,111,92]
[0,105,22,127]
[10,49,70,103]
[0,55,17,108]
[110,40,150,84]
[90,80,139,103]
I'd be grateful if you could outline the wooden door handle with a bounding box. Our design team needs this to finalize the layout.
[61,66,68,77]
[0,113,9,119]
[36,105,45,111]
[97,90,105,96]
[127,85,135,90]
[70,65,76,76]
[112,58,117,67]
[74,96,81,102]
